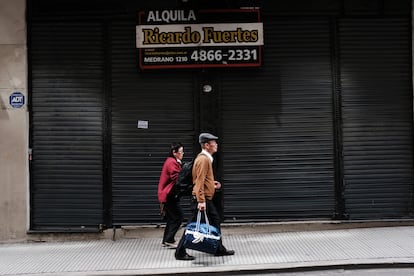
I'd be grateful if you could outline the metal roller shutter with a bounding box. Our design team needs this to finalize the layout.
[30,20,105,230]
[220,18,336,221]
[340,18,414,219]
[110,20,196,224]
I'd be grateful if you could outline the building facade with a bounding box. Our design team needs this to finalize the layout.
[0,0,413,241]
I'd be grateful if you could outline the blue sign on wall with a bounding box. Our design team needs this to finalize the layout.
[9,92,25,108]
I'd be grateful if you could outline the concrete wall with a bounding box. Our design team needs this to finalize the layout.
[0,0,28,242]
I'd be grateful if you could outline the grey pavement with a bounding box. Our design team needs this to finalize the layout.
[1,226,414,276]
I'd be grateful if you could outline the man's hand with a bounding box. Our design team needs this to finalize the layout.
[198,202,206,211]
[214,181,221,190]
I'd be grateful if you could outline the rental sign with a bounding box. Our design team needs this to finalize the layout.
[136,9,263,69]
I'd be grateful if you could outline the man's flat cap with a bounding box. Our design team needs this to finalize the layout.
[199,133,218,143]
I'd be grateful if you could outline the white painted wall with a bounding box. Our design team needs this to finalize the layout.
[0,0,28,242]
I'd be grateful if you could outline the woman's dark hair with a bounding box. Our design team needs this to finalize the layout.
[168,142,183,157]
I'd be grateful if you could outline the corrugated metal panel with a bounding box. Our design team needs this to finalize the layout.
[30,20,105,230]
[110,20,196,224]
[220,18,336,221]
[340,18,414,219]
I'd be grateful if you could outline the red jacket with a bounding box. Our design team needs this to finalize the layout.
[158,157,181,203]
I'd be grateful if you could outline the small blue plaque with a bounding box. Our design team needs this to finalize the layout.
[9,92,25,108]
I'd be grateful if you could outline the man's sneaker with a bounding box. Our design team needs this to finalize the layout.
[162,241,178,248]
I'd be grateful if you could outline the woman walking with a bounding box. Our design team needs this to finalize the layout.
[158,142,185,248]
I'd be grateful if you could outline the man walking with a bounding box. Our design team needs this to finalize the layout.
[175,132,235,260]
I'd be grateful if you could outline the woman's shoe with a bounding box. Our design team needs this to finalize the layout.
[162,241,178,248]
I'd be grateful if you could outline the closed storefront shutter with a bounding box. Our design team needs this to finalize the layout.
[110,20,196,224]
[30,20,105,230]
[220,18,336,221]
[29,2,413,229]
[340,18,414,219]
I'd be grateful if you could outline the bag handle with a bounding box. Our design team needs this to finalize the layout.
[195,209,211,234]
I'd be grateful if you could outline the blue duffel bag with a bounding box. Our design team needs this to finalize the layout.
[183,210,221,254]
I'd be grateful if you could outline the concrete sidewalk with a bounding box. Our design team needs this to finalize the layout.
[1,226,414,276]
